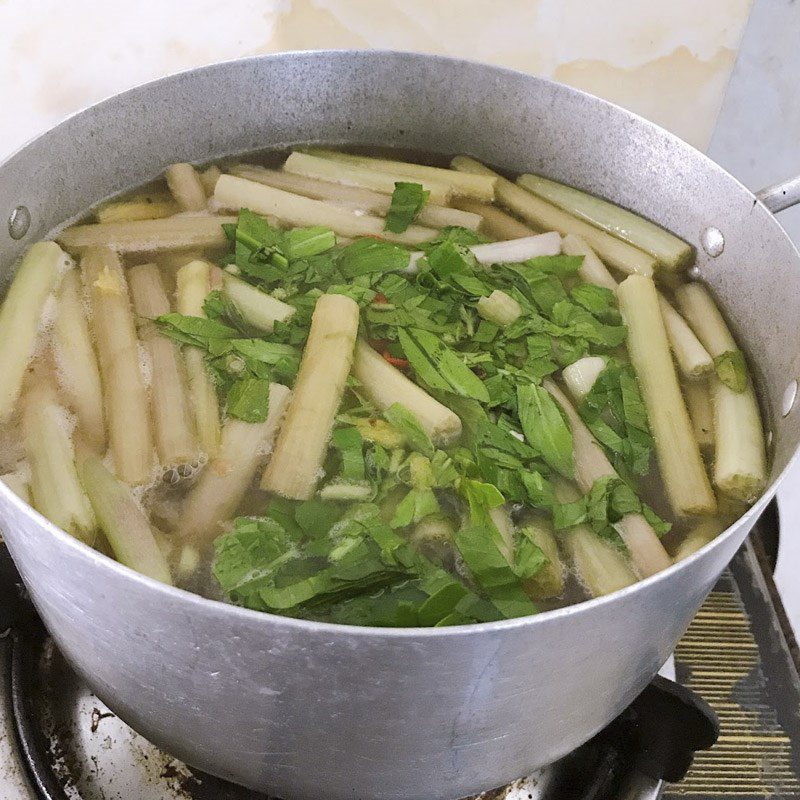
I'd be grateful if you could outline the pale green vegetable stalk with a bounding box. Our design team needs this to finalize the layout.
[516,173,695,270]
[562,234,711,379]
[616,275,716,516]
[181,383,291,545]
[221,272,295,333]
[199,165,222,197]
[409,514,456,565]
[352,339,462,446]
[53,271,106,452]
[521,518,565,599]
[214,174,436,246]
[129,263,198,467]
[469,232,561,264]
[488,505,515,564]
[562,356,607,403]
[165,163,207,212]
[673,283,737,355]
[407,231,561,273]
[682,378,714,450]
[672,517,726,563]
[561,234,618,291]
[452,198,536,240]
[230,164,482,230]
[1,467,30,503]
[0,242,67,421]
[304,147,497,201]
[176,261,221,458]
[23,379,96,544]
[284,152,452,205]
[81,456,172,584]
[261,294,360,499]
[318,483,373,501]
[544,379,672,577]
[96,193,179,224]
[451,156,656,277]
[673,282,766,502]
[711,377,767,502]
[81,248,154,484]
[554,480,636,597]
[58,216,236,254]
[476,290,522,327]
[658,294,713,378]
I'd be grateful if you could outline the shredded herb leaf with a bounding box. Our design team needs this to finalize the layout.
[517,384,574,478]
[714,349,748,393]
[385,182,430,233]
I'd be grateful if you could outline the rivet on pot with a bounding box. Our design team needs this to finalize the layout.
[8,206,31,240]
[700,226,725,257]
[781,379,798,417]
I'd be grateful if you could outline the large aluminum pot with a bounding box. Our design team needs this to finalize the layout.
[0,51,798,800]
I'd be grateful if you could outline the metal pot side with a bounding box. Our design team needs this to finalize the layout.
[0,52,798,800]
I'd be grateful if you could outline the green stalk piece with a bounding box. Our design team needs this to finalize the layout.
[129,263,198,468]
[674,282,767,502]
[516,172,695,270]
[53,270,106,452]
[616,275,716,516]
[58,216,236,254]
[23,379,96,544]
[165,163,207,212]
[352,339,462,446]
[303,147,498,201]
[554,480,636,597]
[95,193,179,224]
[521,518,565,599]
[0,241,67,420]
[221,272,295,333]
[81,247,155,484]
[561,234,618,291]
[261,294,360,499]
[230,164,482,230]
[181,383,291,545]
[81,455,172,584]
[452,198,536,240]
[176,260,222,458]
[451,156,656,277]
[214,174,437,246]
[545,379,672,578]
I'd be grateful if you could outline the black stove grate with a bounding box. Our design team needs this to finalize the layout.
[663,508,800,799]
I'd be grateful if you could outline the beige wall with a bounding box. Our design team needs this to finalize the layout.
[0,0,751,157]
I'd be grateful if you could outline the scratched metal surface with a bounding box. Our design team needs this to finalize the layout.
[19,636,664,800]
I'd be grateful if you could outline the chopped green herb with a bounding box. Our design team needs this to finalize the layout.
[714,350,748,393]
[517,384,574,478]
[383,403,434,457]
[226,377,270,422]
[338,238,411,277]
[398,328,489,402]
[385,182,430,233]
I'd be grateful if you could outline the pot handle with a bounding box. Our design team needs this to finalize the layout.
[756,175,800,214]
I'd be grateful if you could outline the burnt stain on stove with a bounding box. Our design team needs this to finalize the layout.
[90,707,115,733]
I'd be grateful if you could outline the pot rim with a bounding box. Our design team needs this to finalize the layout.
[1,49,796,638]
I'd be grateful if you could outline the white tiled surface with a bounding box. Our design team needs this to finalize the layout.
[6,0,800,630]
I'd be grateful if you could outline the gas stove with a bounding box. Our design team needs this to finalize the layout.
[1,503,798,800]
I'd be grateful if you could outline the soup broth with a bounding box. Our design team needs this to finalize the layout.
[0,147,767,626]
